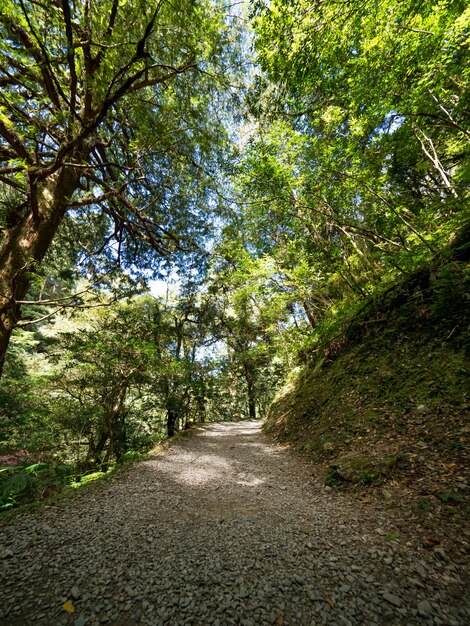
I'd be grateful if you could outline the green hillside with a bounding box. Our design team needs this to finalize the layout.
[264,258,469,528]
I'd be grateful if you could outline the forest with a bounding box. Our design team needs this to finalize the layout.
[0,0,468,512]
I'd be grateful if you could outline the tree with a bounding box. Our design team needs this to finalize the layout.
[207,234,288,419]
[51,298,158,465]
[227,0,470,350]
[149,291,215,436]
[0,0,236,375]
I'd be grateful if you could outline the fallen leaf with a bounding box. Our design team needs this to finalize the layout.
[422,533,440,548]
[324,594,335,609]
[62,601,75,614]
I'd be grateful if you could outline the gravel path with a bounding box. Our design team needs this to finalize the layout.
[1,420,469,626]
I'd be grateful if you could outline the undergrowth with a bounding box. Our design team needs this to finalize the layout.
[264,258,469,516]
[0,426,200,518]
[300,258,469,369]
[0,449,147,514]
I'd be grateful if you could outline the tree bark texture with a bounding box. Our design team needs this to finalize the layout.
[0,166,81,375]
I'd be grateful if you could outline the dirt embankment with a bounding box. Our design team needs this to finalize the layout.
[264,260,469,544]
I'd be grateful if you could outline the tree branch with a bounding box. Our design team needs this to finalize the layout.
[92,0,120,71]
[0,115,34,164]
[5,4,62,109]
[61,0,78,112]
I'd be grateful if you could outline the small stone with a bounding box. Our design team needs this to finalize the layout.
[3,548,14,558]
[417,600,433,617]
[416,405,427,414]
[71,586,81,600]
[383,592,401,608]
[307,589,322,602]
[433,546,448,561]
[339,585,351,594]
[384,557,393,565]
[74,617,87,626]
[415,564,427,578]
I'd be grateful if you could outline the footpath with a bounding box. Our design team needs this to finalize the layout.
[1,420,469,625]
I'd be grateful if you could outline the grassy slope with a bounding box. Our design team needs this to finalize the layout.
[264,260,469,533]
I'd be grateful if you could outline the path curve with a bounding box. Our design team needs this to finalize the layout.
[1,420,469,625]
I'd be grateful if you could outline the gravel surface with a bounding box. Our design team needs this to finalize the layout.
[1,420,469,626]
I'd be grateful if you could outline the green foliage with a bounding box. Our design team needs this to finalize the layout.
[1,274,282,485]
[264,256,469,511]
[1,0,468,526]
[72,472,106,487]
[0,462,75,511]
[324,467,343,488]
[210,0,470,379]
[118,450,143,463]
[0,0,240,251]
[0,0,246,382]
[435,492,462,505]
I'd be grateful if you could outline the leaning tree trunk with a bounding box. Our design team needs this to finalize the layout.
[0,166,80,376]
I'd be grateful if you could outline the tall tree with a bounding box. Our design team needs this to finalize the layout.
[237,0,470,338]
[54,298,157,465]
[0,0,236,375]
[207,235,287,419]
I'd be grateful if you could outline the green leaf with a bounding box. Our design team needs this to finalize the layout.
[0,472,30,497]
[24,463,50,474]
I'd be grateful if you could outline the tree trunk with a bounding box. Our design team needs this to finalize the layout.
[81,429,109,471]
[0,166,81,376]
[196,387,206,423]
[301,300,317,329]
[244,363,257,421]
[247,378,256,420]
[167,408,178,438]
[112,414,128,461]
[103,382,129,461]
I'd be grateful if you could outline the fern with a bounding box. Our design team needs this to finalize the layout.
[0,472,30,496]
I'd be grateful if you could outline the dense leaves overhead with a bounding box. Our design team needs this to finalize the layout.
[0,0,236,263]
[0,0,242,372]
[229,0,469,337]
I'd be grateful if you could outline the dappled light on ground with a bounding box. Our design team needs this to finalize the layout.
[1,421,469,626]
